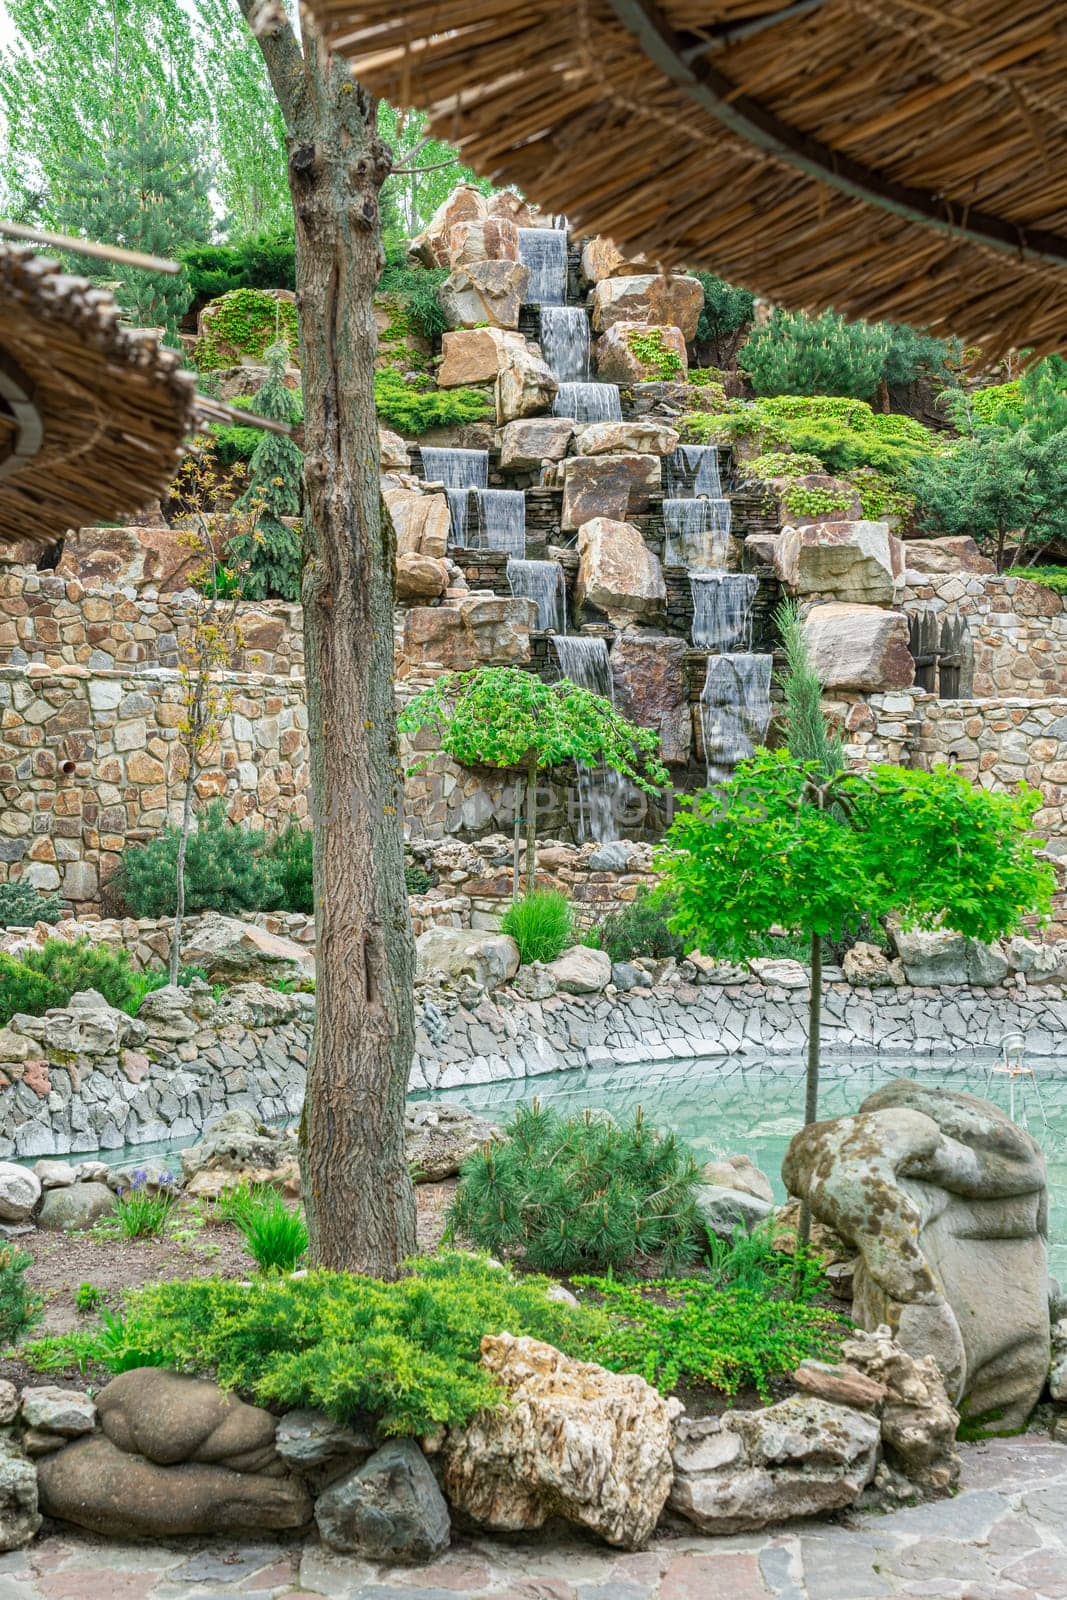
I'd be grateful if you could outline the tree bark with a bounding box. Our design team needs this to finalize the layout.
[795,928,822,1261]
[524,748,538,895]
[239,2,416,1275]
[169,772,194,985]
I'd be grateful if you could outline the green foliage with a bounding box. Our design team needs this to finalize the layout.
[500,892,573,965]
[573,1276,847,1399]
[0,1248,42,1347]
[404,862,434,896]
[585,885,685,965]
[373,368,492,434]
[450,1103,700,1274]
[115,801,282,919]
[229,341,304,602]
[64,1254,597,1436]
[377,102,493,248]
[741,309,958,402]
[626,328,683,380]
[111,1175,178,1240]
[703,1219,824,1299]
[968,380,1023,428]
[183,231,296,305]
[747,451,824,479]
[74,1282,102,1314]
[195,289,299,372]
[775,600,843,777]
[266,826,314,915]
[684,395,935,484]
[780,482,855,518]
[376,263,450,343]
[231,1190,308,1273]
[692,273,755,347]
[0,938,158,1027]
[399,667,669,793]
[1006,565,1067,593]
[659,749,1054,962]
[0,883,63,929]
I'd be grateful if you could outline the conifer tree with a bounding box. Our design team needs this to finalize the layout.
[231,341,304,601]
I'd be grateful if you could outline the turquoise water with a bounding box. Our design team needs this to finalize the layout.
[421,1053,1067,1282]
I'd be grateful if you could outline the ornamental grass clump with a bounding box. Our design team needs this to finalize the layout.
[449,1102,700,1274]
[500,891,573,965]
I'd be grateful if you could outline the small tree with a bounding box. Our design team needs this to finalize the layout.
[398,667,669,893]
[659,749,1054,1240]
[230,339,304,601]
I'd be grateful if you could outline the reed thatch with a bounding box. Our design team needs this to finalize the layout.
[0,243,197,558]
[306,0,1067,354]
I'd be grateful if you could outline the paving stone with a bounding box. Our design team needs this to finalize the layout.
[660,1551,771,1600]
[384,1556,494,1593]
[879,1540,994,1584]
[872,1488,1009,1538]
[797,1534,896,1598]
[168,1549,289,1585]
[999,1549,1067,1598]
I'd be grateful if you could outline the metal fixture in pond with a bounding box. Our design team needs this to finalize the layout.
[987,1029,1048,1129]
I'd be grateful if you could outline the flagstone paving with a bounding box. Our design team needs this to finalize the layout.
[2,1436,1064,1600]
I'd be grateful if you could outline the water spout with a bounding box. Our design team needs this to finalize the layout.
[553,382,623,423]
[665,444,724,498]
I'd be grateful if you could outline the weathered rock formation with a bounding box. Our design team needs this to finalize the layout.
[775,520,904,605]
[590,274,704,341]
[438,261,530,330]
[595,322,688,384]
[498,416,574,469]
[610,635,690,765]
[562,455,661,530]
[575,518,665,623]
[801,603,915,690]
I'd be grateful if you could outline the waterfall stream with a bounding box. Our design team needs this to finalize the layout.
[663,499,732,570]
[508,559,566,633]
[700,653,773,786]
[553,382,623,423]
[539,306,590,383]
[690,573,759,651]
[517,228,567,306]
[475,489,526,557]
[551,635,627,842]
[419,447,488,547]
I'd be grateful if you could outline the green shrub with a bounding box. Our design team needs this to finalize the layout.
[500,891,573,965]
[404,862,433,896]
[115,801,282,919]
[685,394,937,483]
[969,379,1023,429]
[0,883,63,929]
[0,939,149,1026]
[373,368,492,434]
[741,309,958,402]
[586,885,686,966]
[208,384,305,470]
[376,262,450,342]
[266,826,313,914]
[573,1276,847,1399]
[450,1103,700,1274]
[627,327,683,380]
[194,287,300,371]
[183,232,296,306]
[704,1218,824,1300]
[75,1283,102,1314]
[232,1189,308,1272]
[692,273,755,348]
[1006,565,1067,593]
[111,1177,177,1240]
[0,1247,42,1346]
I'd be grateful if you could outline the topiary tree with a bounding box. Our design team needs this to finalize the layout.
[398,667,669,894]
[230,340,304,601]
[659,749,1054,1249]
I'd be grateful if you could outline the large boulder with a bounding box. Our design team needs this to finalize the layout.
[774,520,905,605]
[590,274,705,341]
[801,603,915,691]
[408,183,488,267]
[378,428,410,470]
[13,989,141,1058]
[0,1439,40,1551]
[893,928,1008,986]
[443,1333,681,1549]
[575,518,665,624]
[180,1109,297,1182]
[179,915,313,984]
[546,945,612,995]
[700,1154,773,1206]
[446,217,520,269]
[381,476,452,560]
[903,536,995,576]
[783,1080,1050,1432]
[496,343,558,423]
[669,1396,879,1534]
[21,1388,96,1438]
[400,596,537,671]
[415,927,520,992]
[98,1368,278,1468]
[56,525,201,591]
[38,1181,117,1232]
[0,1162,41,1223]
[404,1101,502,1181]
[314,1439,450,1561]
[842,941,901,988]
[610,635,691,765]
[694,1184,773,1242]
[581,236,650,281]
[595,322,688,384]
[438,261,530,330]
[575,419,680,457]
[395,552,449,602]
[561,454,660,529]
[498,416,575,470]
[437,327,526,387]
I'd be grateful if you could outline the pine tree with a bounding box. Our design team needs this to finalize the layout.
[774,599,843,776]
[53,96,211,340]
[230,340,304,601]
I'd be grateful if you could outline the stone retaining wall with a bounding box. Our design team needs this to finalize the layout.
[905,569,1067,698]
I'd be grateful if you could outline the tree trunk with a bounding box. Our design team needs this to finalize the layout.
[524,748,538,895]
[169,773,194,985]
[796,928,823,1261]
[241,3,416,1275]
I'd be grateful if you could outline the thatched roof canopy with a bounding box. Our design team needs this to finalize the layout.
[0,243,197,558]
[307,0,1067,354]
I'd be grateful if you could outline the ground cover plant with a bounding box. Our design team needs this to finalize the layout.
[500,891,573,964]
[0,883,63,929]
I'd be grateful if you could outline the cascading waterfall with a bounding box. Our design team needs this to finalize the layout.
[517,228,567,305]
[475,489,526,557]
[539,306,590,383]
[553,382,623,423]
[419,446,488,547]
[690,572,759,651]
[663,498,732,570]
[551,635,626,842]
[665,444,724,498]
[700,653,773,785]
[507,558,566,633]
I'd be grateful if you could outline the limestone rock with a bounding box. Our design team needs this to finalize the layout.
[581,236,650,281]
[498,416,575,469]
[133,984,200,1043]
[1050,1316,1067,1401]
[496,343,558,423]
[98,1368,279,1471]
[790,1360,887,1412]
[894,928,1008,986]
[443,1333,681,1549]
[842,941,901,987]
[179,915,314,985]
[17,989,140,1058]
[783,1080,1049,1432]
[0,1382,18,1426]
[669,1397,879,1534]
[801,603,915,691]
[378,428,409,470]
[38,1181,116,1232]
[610,635,690,765]
[575,419,680,457]
[699,1154,773,1206]
[400,596,536,671]
[840,1324,960,1492]
[396,552,449,601]
[0,1163,40,1222]
[438,261,530,330]
[446,217,519,268]
[382,477,452,560]
[408,184,489,267]
[180,1109,296,1181]
[415,928,520,992]
[56,524,201,591]
[20,1387,97,1437]
[562,454,661,530]
[546,945,612,995]
[695,1184,773,1241]
[0,1438,40,1550]
[510,962,559,999]
[575,517,665,623]
[595,322,688,384]
[437,327,526,387]
[37,1435,310,1537]
[315,1439,450,1561]
[404,1101,502,1181]
[748,958,809,990]
[590,274,705,341]
[775,520,904,605]
[903,536,995,576]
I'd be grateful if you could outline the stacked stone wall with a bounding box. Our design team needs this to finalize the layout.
[905,569,1067,698]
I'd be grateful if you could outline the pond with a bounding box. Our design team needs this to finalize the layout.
[420,1053,1067,1282]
